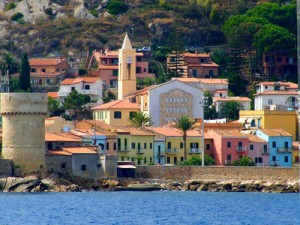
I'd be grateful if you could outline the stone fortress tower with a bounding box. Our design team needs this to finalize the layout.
[0,93,48,174]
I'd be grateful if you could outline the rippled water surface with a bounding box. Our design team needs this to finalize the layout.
[0,191,299,225]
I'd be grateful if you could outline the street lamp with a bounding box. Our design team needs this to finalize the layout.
[200,97,208,167]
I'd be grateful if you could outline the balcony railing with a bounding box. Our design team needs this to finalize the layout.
[119,147,130,152]
[188,148,201,154]
[277,147,293,153]
[270,161,279,166]
[261,149,269,155]
[236,146,247,152]
[137,148,145,154]
[166,148,180,154]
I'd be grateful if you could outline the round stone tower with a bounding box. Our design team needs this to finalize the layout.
[0,93,48,174]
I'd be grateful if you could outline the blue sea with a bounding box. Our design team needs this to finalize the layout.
[0,191,299,225]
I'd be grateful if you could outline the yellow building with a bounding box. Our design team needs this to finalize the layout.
[239,110,298,140]
[92,99,140,126]
[146,126,203,164]
[117,127,155,165]
[292,141,299,167]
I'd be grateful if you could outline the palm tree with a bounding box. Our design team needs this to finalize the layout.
[0,51,19,75]
[173,115,196,161]
[128,112,152,127]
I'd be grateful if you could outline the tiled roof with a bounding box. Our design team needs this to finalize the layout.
[256,81,297,89]
[145,126,202,137]
[45,132,82,142]
[30,58,67,66]
[214,97,251,102]
[98,65,118,70]
[60,77,100,85]
[183,53,210,58]
[259,129,292,137]
[47,92,58,99]
[47,150,72,156]
[248,134,267,143]
[254,91,297,96]
[117,127,155,136]
[188,63,219,67]
[209,129,248,137]
[62,147,97,154]
[214,90,228,93]
[199,78,228,84]
[92,99,140,110]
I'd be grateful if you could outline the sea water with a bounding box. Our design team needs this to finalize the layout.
[0,191,299,225]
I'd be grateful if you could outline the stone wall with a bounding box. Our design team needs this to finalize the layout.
[135,166,299,182]
[0,159,12,177]
[46,155,73,175]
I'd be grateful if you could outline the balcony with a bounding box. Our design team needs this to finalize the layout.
[261,149,270,155]
[119,147,130,152]
[136,148,145,154]
[277,147,292,153]
[157,152,165,157]
[236,146,247,152]
[166,148,180,154]
[270,161,279,166]
[188,148,201,154]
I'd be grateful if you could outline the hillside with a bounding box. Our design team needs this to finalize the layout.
[0,0,285,56]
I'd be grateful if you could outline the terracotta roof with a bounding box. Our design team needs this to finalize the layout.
[117,127,155,136]
[214,97,251,102]
[92,99,140,110]
[145,127,202,137]
[188,63,219,67]
[70,129,108,137]
[30,58,67,66]
[62,147,97,154]
[248,134,267,143]
[60,77,100,85]
[172,78,200,83]
[98,65,118,70]
[47,92,58,99]
[256,81,298,89]
[259,129,292,137]
[254,91,297,96]
[214,90,228,93]
[47,150,72,156]
[209,129,248,137]
[183,53,210,58]
[45,132,82,142]
[292,141,299,150]
[199,78,228,84]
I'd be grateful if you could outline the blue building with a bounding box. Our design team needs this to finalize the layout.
[256,129,292,167]
[153,137,166,165]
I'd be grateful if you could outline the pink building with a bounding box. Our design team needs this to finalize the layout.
[248,134,269,166]
[90,50,155,88]
[207,129,249,165]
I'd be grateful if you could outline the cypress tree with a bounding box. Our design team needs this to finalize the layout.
[19,52,31,92]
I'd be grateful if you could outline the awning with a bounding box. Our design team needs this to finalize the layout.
[117,165,137,169]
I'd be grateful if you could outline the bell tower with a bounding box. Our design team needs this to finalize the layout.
[118,33,136,99]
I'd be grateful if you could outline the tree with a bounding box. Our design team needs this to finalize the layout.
[173,116,196,160]
[18,52,31,92]
[232,156,255,166]
[177,155,215,166]
[0,51,19,75]
[63,90,91,121]
[128,112,152,127]
[48,97,65,117]
[204,90,217,120]
[219,100,244,121]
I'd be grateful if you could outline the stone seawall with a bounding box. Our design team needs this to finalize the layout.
[135,166,299,182]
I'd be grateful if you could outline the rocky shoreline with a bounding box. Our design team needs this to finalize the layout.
[0,176,299,193]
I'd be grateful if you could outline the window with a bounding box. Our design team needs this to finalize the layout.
[209,70,214,76]
[144,158,147,164]
[132,142,136,149]
[180,157,184,162]
[167,157,170,164]
[124,138,127,149]
[227,155,231,160]
[112,59,118,64]
[167,142,171,149]
[61,163,66,169]
[180,142,183,148]
[113,142,116,150]
[106,142,109,150]
[255,157,263,163]
[264,145,267,150]
[250,144,254,150]
[112,70,118,76]
[121,156,124,161]
[137,143,141,150]
[84,85,90,90]
[272,141,276,148]
[114,111,122,119]
[284,156,289,163]
[129,111,135,119]
[284,141,288,149]
[272,156,276,161]
[143,68,147,72]
[206,144,210,150]
[192,69,197,77]
[71,87,75,91]
[268,99,273,105]
[150,143,152,149]
[42,68,46,72]
[227,142,231,148]
[174,157,177,164]
[144,143,147,149]
[277,57,282,63]
[31,68,36,72]
[136,67,142,73]
[81,164,86,171]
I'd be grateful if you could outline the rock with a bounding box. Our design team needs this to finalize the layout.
[74,4,95,20]
[197,184,208,192]
[104,179,120,188]
[3,176,40,192]
[0,178,7,191]
[103,12,111,17]
[189,184,198,191]
[189,180,201,185]
[181,182,189,191]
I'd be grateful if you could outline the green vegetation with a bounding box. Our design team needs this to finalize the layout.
[173,116,196,161]
[107,0,128,15]
[18,52,31,92]
[178,156,215,166]
[232,156,255,166]
[48,97,65,117]
[0,51,19,75]
[6,2,16,11]
[219,100,244,121]
[11,12,24,22]
[128,112,152,127]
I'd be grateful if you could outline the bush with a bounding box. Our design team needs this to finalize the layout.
[11,12,24,22]
[232,156,255,166]
[107,0,128,15]
[177,156,215,166]
[89,9,98,18]
[6,2,16,11]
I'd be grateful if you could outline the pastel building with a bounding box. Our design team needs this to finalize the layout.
[248,134,269,166]
[292,141,299,167]
[207,129,249,166]
[256,129,292,167]
[146,126,203,164]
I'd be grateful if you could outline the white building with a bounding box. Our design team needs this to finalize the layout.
[254,81,298,110]
[213,96,251,112]
[58,77,103,103]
